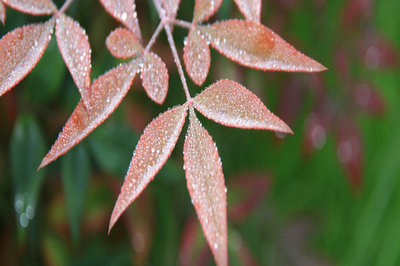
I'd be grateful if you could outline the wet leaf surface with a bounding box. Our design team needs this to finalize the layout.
[193,79,292,133]
[200,20,327,72]
[184,29,210,86]
[184,109,227,266]
[0,19,55,96]
[56,14,92,108]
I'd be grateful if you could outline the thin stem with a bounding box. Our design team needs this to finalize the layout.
[171,19,193,29]
[165,25,192,100]
[152,0,192,101]
[144,21,164,53]
[59,0,74,14]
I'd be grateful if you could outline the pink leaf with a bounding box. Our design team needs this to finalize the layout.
[161,0,181,19]
[184,108,227,266]
[199,20,327,72]
[56,14,92,108]
[99,0,142,42]
[193,79,292,133]
[3,0,56,15]
[141,52,169,104]
[184,29,211,86]
[193,0,223,23]
[352,82,385,116]
[106,27,143,59]
[39,61,138,169]
[109,104,188,232]
[0,19,54,97]
[234,0,261,22]
[0,2,6,25]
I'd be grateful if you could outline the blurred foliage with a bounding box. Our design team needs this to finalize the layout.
[0,0,399,265]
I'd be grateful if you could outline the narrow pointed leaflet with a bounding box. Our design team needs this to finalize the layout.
[0,2,5,25]
[141,52,169,104]
[184,29,211,86]
[199,20,327,72]
[56,14,92,108]
[193,0,223,23]
[0,19,55,97]
[3,0,56,15]
[184,109,228,266]
[109,104,188,232]
[193,80,292,132]
[234,0,261,22]
[106,27,143,59]
[99,0,142,42]
[39,61,138,169]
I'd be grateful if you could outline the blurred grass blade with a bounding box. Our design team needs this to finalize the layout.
[61,144,91,243]
[88,122,138,177]
[10,114,46,230]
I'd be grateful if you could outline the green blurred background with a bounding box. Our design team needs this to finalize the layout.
[0,0,399,265]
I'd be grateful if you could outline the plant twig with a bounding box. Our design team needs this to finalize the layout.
[152,0,192,101]
[59,0,74,14]
[171,19,193,29]
[144,21,164,53]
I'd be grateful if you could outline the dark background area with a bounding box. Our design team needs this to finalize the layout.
[0,0,399,265]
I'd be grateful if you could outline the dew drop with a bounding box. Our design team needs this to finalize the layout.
[20,213,29,228]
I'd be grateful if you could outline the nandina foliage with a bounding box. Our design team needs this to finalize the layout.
[0,0,326,265]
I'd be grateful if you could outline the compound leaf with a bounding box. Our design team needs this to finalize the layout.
[106,27,143,59]
[193,0,223,23]
[184,109,227,266]
[99,0,142,42]
[3,0,56,15]
[56,14,92,108]
[141,52,169,104]
[233,0,261,22]
[39,60,138,169]
[184,29,211,86]
[109,104,188,232]
[199,20,327,72]
[0,19,55,97]
[193,79,292,133]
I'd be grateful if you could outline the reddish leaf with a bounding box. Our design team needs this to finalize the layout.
[342,0,372,26]
[335,118,363,189]
[109,104,188,232]
[199,20,327,72]
[228,173,270,222]
[141,52,169,104]
[0,19,55,97]
[193,0,223,23]
[193,79,292,133]
[99,0,142,42]
[0,2,5,25]
[359,33,399,70]
[3,0,56,15]
[56,14,92,108]
[106,27,143,59]
[184,29,211,86]
[352,82,385,115]
[234,0,261,22]
[184,109,227,266]
[39,61,138,169]
[161,0,181,19]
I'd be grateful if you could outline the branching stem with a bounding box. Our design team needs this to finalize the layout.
[171,19,193,29]
[59,0,74,14]
[152,0,192,101]
[144,21,164,53]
